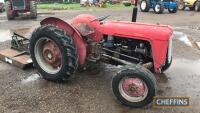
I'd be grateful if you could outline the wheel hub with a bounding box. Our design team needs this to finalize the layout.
[42,40,61,69]
[122,78,145,97]
[141,1,146,10]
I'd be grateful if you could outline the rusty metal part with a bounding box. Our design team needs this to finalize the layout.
[121,77,145,97]
[87,42,101,62]
[42,39,61,69]
[119,77,148,102]
[142,62,153,69]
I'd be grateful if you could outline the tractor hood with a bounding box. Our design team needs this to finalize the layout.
[101,21,173,41]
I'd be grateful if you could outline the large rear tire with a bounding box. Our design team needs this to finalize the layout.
[30,25,78,82]
[30,1,37,19]
[112,65,157,108]
[195,1,200,11]
[140,0,150,12]
[5,1,14,20]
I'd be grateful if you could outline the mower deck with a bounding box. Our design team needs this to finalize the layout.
[0,48,32,69]
[0,28,32,69]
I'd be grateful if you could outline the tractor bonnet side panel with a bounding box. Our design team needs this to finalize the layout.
[101,21,173,73]
[40,17,87,65]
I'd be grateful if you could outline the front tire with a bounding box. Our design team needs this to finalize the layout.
[30,25,78,82]
[112,65,157,108]
[168,7,178,13]
[153,3,164,14]
[140,0,150,12]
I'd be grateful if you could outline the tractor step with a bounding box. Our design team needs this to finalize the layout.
[0,48,32,69]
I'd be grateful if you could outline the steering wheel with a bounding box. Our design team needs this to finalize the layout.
[91,15,110,22]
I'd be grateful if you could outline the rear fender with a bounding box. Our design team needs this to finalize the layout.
[40,17,87,65]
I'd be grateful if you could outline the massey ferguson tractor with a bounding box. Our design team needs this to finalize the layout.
[29,14,173,107]
[27,0,173,107]
[5,0,37,20]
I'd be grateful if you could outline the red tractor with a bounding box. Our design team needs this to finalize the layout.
[29,14,173,107]
[5,0,37,20]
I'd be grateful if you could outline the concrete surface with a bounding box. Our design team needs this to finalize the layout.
[0,8,200,113]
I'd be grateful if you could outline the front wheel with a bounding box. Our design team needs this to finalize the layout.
[153,3,164,14]
[168,7,178,13]
[30,25,78,82]
[140,0,150,12]
[112,65,157,107]
[195,1,200,11]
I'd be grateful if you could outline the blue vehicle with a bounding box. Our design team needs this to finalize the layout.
[139,0,178,14]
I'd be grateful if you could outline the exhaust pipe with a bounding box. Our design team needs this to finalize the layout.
[132,0,138,22]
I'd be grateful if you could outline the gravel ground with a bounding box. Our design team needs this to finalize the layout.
[0,8,200,113]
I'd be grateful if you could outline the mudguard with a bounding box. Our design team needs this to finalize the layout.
[40,17,87,65]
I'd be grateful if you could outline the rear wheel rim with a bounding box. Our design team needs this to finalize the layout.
[119,77,148,102]
[141,1,147,10]
[34,37,62,74]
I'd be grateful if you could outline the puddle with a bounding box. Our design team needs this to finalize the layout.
[173,31,192,47]
[21,74,41,84]
[0,29,12,42]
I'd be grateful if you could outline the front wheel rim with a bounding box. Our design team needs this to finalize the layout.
[155,5,160,12]
[34,37,62,74]
[119,77,148,102]
[141,1,147,10]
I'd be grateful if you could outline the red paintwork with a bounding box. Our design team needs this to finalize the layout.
[41,14,173,73]
[40,17,87,65]
[101,21,172,72]
[8,0,35,14]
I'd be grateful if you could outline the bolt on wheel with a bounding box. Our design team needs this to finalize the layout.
[35,37,62,74]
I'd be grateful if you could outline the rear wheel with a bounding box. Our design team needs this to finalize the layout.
[153,3,164,14]
[112,65,157,107]
[5,1,14,20]
[30,25,78,82]
[195,1,200,11]
[140,0,150,12]
[168,7,178,13]
[30,1,37,18]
